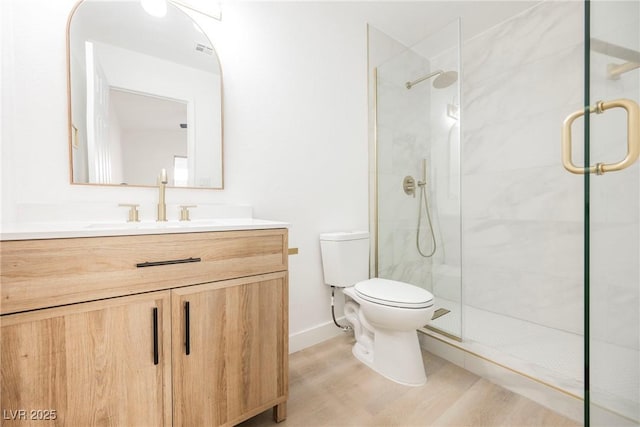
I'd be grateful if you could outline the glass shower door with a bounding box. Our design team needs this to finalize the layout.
[585,1,640,425]
[372,19,461,340]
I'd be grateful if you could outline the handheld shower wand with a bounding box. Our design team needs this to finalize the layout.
[417,159,436,257]
[417,159,427,187]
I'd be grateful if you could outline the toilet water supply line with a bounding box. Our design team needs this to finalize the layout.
[331,286,352,331]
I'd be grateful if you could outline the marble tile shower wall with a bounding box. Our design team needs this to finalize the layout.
[429,43,461,302]
[377,49,434,289]
[461,1,585,335]
[588,0,640,353]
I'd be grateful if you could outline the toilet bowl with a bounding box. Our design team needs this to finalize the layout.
[320,231,434,386]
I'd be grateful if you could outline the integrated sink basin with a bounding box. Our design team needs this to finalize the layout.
[1,218,289,241]
[85,219,224,230]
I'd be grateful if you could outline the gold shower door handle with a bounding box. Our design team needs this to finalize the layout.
[562,98,640,175]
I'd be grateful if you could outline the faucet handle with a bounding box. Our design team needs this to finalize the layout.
[118,203,140,222]
[179,205,197,221]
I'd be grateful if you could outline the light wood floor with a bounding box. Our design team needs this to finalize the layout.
[239,333,582,427]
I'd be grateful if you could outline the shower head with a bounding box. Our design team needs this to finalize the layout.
[432,71,458,89]
[405,70,458,90]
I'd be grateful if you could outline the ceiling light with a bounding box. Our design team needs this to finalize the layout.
[141,0,167,18]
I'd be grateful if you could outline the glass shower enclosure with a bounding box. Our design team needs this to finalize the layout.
[371,19,461,339]
[369,1,639,425]
[584,1,639,425]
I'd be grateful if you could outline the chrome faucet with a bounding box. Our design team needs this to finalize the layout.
[157,168,168,222]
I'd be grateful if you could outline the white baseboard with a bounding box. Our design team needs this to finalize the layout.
[289,317,348,354]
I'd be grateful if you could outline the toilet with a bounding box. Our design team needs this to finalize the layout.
[319,231,434,386]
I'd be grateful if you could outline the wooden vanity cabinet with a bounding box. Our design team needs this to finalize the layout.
[172,272,288,426]
[1,291,172,427]
[0,229,288,427]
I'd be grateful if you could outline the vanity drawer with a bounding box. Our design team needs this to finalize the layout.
[1,229,287,315]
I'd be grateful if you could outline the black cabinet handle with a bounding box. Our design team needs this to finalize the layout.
[136,257,201,268]
[153,307,159,365]
[185,301,191,355]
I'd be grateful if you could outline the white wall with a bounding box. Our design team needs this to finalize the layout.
[0,0,542,351]
[1,0,368,347]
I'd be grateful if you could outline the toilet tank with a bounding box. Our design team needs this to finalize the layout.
[319,231,369,288]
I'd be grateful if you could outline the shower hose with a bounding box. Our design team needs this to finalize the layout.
[417,183,437,257]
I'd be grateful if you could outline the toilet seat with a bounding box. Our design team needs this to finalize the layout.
[354,278,433,309]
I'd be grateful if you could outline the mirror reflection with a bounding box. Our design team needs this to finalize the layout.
[68,0,223,188]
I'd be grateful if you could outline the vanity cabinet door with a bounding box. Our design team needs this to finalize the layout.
[172,272,288,426]
[1,291,172,427]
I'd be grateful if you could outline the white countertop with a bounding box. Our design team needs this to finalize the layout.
[0,218,290,241]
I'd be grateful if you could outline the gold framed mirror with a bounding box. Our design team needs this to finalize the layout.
[67,0,223,188]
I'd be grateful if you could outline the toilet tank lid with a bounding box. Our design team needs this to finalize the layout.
[319,231,369,241]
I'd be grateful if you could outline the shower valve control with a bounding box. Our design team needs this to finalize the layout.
[403,176,416,197]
